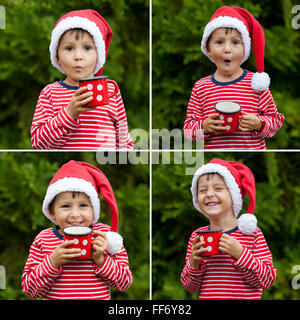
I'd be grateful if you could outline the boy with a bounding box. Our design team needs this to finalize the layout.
[31,9,134,150]
[183,6,284,149]
[22,160,132,300]
[180,158,276,299]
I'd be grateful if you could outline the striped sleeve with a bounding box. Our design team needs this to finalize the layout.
[180,232,207,293]
[253,89,284,138]
[94,248,133,291]
[233,229,277,289]
[31,87,80,149]
[114,90,134,150]
[22,240,63,298]
[183,83,206,141]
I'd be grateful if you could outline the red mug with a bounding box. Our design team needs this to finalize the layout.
[78,76,118,107]
[214,101,241,133]
[63,226,92,260]
[196,229,223,257]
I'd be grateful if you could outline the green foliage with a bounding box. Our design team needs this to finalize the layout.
[153,0,300,148]
[0,0,149,148]
[0,152,149,300]
[153,152,300,300]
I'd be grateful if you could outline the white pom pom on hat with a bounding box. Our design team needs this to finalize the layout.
[43,160,123,255]
[201,6,270,92]
[191,158,257,235]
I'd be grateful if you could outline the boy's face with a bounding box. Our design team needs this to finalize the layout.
[197,173,234,220]
[57,30,98,86]
[206,28,244,80]
[50,192,94,232]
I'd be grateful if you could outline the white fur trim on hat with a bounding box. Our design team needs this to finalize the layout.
[201,16,251,64]
[238,213,257,235]
[191,163,243,218]
[251,72,270,92]
[49,16,106,75]
[42,177,100,224]
[106,231,123,255]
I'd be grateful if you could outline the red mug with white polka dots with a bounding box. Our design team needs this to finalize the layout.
[78,76,118,107]
[63,226,92,260]
[214,101,241,133]
[196,229,223,257]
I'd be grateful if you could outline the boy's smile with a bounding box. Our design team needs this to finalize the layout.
[197,173,234,219]
[206,28,244,82]
[50,192,94,234]
[57,30,98,86]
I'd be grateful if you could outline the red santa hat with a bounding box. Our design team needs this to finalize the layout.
[191,158,257,235]
[201,6,270,92]
[49,9,112,76]
[42,160,122,254]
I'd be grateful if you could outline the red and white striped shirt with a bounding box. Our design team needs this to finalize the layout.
[184,70,284,149]
[31,81,134,150]
[181,225,276,300]
[22,223,132,300]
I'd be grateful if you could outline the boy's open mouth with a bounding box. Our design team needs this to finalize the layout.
[224,59,231,63]
[205,201,220,206]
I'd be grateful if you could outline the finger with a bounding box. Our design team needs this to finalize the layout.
[79,96,94,106]
[93,231,108,240]
[211,120,225,125]
[192,236,199,246]
[77,91,93,101]
[64,248,82,254]
[74,87,87,95]
[64,252,82,260]
[192,240,205,251]
[212,125,226,131]
[92,243,107,253]
[210,113,222,119]
[61,240,76,248]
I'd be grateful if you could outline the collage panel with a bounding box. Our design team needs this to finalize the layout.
[152,0,299,150]
[0,0,149,150]
[0,152,149,300]
[152,152,300,300]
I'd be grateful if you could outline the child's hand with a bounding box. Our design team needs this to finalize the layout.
[238,111,263,132]
[218,233,244,260]
[49,240,82,269]
[189,236,210,268]
[66,87,96,119]
[92,231,108,267]
[203,113,226,134]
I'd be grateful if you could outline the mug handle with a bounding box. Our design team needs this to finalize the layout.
[107,80,119,98]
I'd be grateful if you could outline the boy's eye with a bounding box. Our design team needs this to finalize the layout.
[232,39,240,45]
[80,203,89,207]
[198,189,207,193]
[215,40,223,45]
[65,46,73,51]
[61,204,70,208]
[84,45,93,51]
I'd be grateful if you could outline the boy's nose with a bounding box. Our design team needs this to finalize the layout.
[74,48,83,60]
[206,188,215,197]
[224,42,231,52]
[70,209,81,217]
